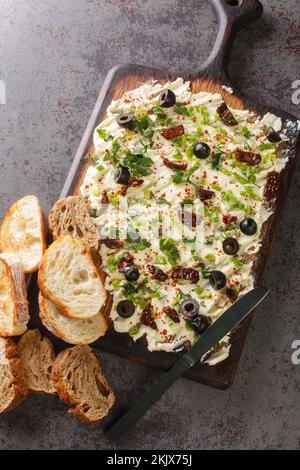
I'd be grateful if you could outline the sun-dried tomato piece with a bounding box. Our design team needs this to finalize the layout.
[163,306,180,324]
[118,253,135,272]
[161,124,184,140]
[170,266,200,284]
[141,303,157,330]
[118,177,144,196]
[264,171,280,207]
[101,190,109,204]
[276,141,287,159]
[197,186,215,202]
[163,158,188,171]
[100,238,123,249]
[147,265,168,282]
[222,214,237,224]
[235,149,261,166]
[216,102,238,126]
[129,177,144,187]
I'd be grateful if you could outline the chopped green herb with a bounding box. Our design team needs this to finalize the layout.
[159,237,180,267]
[96,128,109,140]
[233,172,249,184]
[158,198,171,205]
[205,253,216,262]
[240,186,261,201]
[123,152,154,177]
[231,257,244,268]
[107,256,118,272]
[259,143,277,151]
[204,206,219,223]
[112,279,120,288]
[185,321,193,331]
[171,170,188,185]
[201,268,212,279]
[129,327,139,336]
[174,101,190,117]
[241,126,250,139]
[108,193,120,207]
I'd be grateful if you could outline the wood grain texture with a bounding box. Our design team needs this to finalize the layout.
[29,0,300,389]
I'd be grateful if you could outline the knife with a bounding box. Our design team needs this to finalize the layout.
[106,286,269,441]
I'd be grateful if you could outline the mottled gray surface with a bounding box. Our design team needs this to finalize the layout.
[0,0,299,450]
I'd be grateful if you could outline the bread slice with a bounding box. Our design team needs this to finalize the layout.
[51,345,115,423]
[0,337,28,413]
[17,329,56,394]
[0,253,29,336]
[48,196,99,250]
[39,294,108,345]
[0,195,46,273]
[38,236,107,320]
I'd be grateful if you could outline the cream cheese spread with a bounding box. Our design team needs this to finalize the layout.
[80,78,288,364]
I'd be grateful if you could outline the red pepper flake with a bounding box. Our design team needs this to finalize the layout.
[162,329,167,336]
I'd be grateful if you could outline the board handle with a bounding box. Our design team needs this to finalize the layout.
[198,0,263,80]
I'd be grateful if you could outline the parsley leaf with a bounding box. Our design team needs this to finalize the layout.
[174,102,190,117]
[123,152,154,177]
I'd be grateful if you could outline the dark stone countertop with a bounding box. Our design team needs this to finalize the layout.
[0,0,299,450]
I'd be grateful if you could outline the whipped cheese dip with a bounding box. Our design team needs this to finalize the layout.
[80,78,288,364]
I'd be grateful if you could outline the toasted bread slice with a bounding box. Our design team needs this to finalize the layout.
[0,195,46,273]
[38,236,106,320]
[0,253,29,336]
[0,337,28,413]
[48,196,99,250]
[17,329,56,394]
[39,294,108,345]
[51,345,115,423]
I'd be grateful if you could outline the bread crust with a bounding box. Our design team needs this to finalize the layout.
[0,195,46,273]
[51,345,115,423]
[39,294,109,345]
[38,236,107,320]
[0,253,29,336]
[0,337,28,413]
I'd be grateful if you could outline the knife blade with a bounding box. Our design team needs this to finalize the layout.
[106,286,269,441]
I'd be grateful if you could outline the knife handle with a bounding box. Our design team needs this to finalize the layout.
[106,357,191,442]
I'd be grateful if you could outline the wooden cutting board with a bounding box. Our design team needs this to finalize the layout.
[29,0,300,389]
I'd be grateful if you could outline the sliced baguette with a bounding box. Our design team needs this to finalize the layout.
[0,253,29,336]
[0,195,46,273]
[0,337,28,413]
[39,294,108,345]
[38,236,106,320]
[48,196,99,250]
[51,345,115,423]
[17,329,56,394]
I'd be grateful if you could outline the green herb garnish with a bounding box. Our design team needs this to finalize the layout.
[159,237,180,267]
[123,152,154,177]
